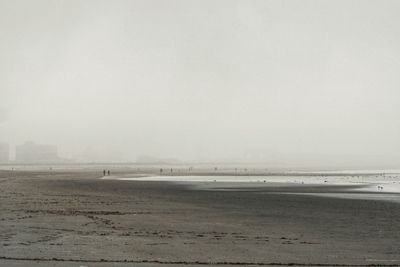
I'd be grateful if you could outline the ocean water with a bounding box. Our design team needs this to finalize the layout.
[117,174,400,191]
[115,174,400,203]
[272,192,400,204]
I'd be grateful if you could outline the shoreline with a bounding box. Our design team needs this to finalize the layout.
[105,173,400,194]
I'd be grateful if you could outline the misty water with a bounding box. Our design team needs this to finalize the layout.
[114,174,400,204]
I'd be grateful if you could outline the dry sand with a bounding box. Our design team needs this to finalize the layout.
[1,169,400,266]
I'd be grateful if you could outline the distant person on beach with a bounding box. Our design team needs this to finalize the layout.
[103,170,106,176]
[107,170,110,176]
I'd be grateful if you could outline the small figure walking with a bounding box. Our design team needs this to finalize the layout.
[107,170,111,176]
[103,170,106,176]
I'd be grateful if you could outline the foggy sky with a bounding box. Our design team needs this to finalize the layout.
[1,0,400,166]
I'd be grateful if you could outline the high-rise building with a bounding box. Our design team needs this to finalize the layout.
[0,143,9,163]
[16,141,58,163]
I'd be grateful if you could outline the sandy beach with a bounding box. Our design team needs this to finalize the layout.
[1,168,400,266]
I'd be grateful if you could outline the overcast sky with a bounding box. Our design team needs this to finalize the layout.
[0,0,399,166]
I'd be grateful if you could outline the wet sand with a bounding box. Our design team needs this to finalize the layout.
[1,170,400,266]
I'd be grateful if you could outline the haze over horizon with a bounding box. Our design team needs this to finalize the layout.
[1,0,400,168]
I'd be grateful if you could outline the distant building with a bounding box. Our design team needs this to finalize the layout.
[16,141,58,163]
[0,143,9,163]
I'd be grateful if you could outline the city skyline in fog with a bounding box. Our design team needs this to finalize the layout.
[1,0,400,168]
